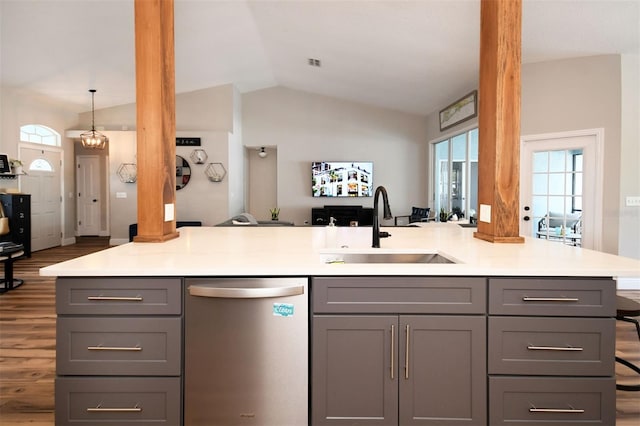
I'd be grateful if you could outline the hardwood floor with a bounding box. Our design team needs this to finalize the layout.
[1,238,639,425]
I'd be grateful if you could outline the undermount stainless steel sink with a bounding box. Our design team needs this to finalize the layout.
[322,251,457,264]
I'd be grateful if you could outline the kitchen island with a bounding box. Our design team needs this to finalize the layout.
[42,224,640,426]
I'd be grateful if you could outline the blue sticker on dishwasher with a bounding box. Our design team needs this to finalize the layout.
[273,303,294,317]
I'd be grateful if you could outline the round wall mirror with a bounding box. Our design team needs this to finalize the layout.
[176,155,191,190]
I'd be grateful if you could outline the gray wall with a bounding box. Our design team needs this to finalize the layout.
[2,55,637,258]
[242,87,429,225]
[424,54,638,258]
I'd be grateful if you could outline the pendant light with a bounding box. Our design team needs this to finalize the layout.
[80,89,108,149]
[258,147,267,158]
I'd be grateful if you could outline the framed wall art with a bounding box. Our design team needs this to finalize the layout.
[439,90,478,131]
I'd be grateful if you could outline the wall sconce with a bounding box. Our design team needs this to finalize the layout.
[205,162,227,182]
[190,149,208,164]
[117,163,137,183]
[258,147,267,158]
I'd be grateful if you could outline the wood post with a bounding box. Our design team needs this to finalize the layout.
[133,0,178,242]
[474,0,524,244]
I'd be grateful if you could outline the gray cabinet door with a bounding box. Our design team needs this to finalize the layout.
[312,315,398,426]
[399,316,486,426]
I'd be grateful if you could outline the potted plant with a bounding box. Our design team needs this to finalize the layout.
[9,159,24,175]
[439,207,450,222]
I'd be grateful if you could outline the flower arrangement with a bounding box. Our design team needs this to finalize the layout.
[270,207,280,221]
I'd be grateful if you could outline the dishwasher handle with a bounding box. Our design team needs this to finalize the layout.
[189,284,305,299]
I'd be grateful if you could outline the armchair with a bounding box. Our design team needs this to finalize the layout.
[537,211,582,234]
[394,207,431,226]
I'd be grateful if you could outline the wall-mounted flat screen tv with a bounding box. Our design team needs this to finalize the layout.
[312,161,373,197]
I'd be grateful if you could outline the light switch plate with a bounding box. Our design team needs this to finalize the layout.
[626,196,640,207]
[164,203,175,221]
[479,204,491,223]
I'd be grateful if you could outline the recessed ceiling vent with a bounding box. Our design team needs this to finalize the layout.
[308,58,322,67]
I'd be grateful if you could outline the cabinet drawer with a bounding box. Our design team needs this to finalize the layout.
[488,317,614,376]
[55,377,180,426]
[56,277,182,315]
[57,317,181,376]
[489,376,615,425]
[488,278,615,316]
[313,276,486,313]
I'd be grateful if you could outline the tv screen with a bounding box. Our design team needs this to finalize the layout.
[0,154,10,174]
[312,161,373,197]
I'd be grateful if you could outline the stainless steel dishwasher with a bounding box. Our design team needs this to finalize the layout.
[184,277,308,426]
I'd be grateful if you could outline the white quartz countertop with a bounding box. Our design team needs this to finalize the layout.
[40,224,640,278]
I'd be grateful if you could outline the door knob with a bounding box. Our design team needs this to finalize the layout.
[93,199,98,202]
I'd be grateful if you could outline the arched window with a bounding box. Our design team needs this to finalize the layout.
[20,124,61,146]
[29,158,54,172]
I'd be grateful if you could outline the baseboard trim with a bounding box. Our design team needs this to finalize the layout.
[617,277,640,290]
[62,237,76,246]
[109,238,129,246]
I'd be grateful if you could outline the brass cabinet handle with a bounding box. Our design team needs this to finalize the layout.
[87,345,142,351]
[390,325,395,380]
[527,345,583,351]
[87,404,142,413]
[87,296,143,302]
[529,408,585,414]
[404,324,410,380]
[522,297,579,302]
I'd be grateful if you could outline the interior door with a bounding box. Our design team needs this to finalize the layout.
[19,146,62,251]
[520,130,603,250]
[76,155,101,236]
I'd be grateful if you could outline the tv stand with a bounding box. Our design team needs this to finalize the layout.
[311,205,374,227]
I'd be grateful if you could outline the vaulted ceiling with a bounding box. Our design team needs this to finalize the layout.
[1,0,638,116]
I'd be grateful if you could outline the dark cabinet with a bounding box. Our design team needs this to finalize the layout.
[312,277,487,426]
[0,193,31,256]
[313,315,486,426]
[487,277,616,425]
[312,205,374,226]
[55,277,183,426]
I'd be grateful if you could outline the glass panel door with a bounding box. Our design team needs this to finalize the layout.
[530,149,583,246]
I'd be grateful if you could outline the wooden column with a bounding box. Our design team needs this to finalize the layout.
[473,0,524,244]
[133,0,178,242]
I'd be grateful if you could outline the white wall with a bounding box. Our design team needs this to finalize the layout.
[0,87,80,242]
[242,87,429,226]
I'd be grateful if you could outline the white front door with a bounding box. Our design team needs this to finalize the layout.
[76,155,101,236]
[520,129,603,250]
[19,146,62,251]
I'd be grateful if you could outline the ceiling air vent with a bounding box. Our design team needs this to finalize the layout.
[308,58,322,67]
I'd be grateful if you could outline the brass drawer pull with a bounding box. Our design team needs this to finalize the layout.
[522,297,579,302]
[529,407,584,414]
[87,296,143,302]
[527,345,583,351]
[87,403,142,413]
[88,344,142,352]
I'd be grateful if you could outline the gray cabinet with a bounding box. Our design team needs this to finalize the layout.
[55,277,183,426]
[312,277,487,426]
[487,277,616,425]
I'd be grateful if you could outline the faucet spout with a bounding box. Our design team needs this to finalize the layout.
[372,185,392,248]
